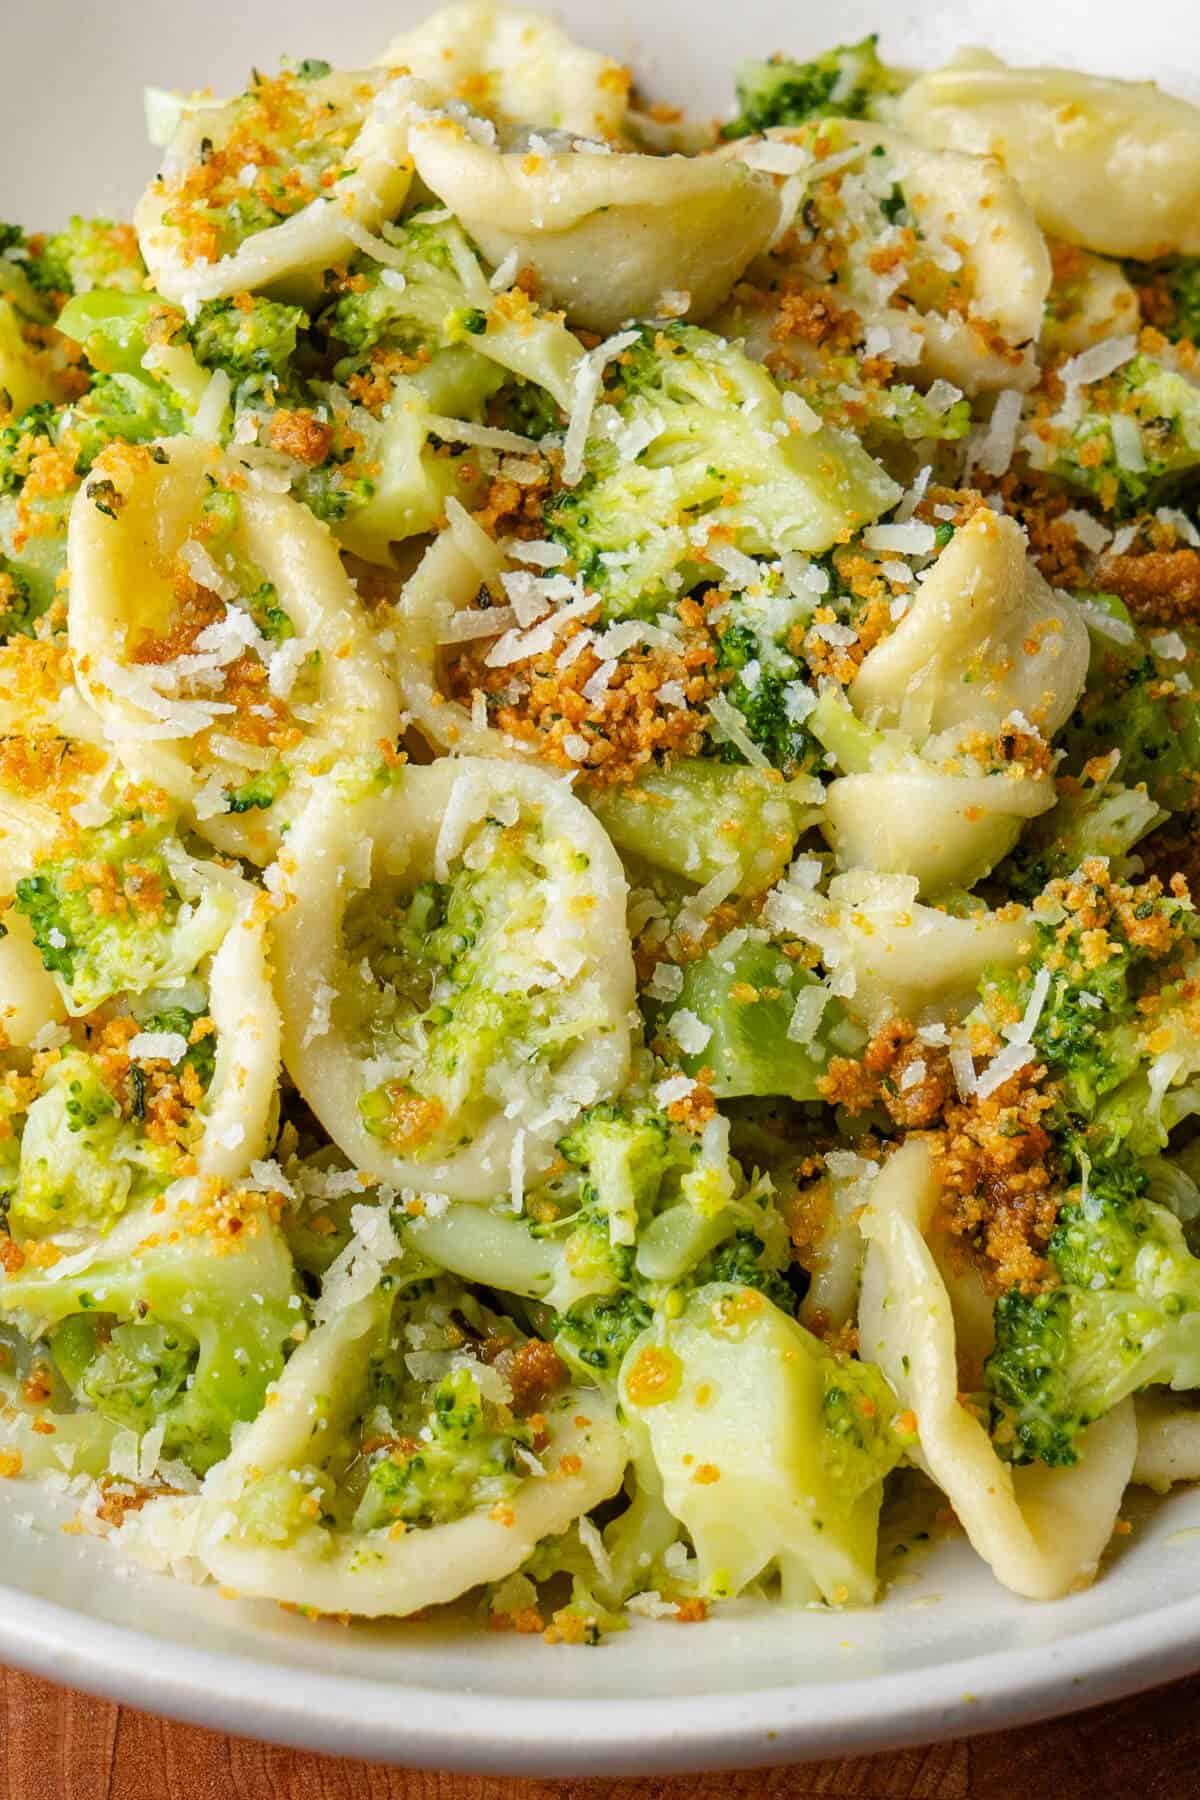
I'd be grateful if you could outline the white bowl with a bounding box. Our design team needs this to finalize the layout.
[4,0,1200,1774]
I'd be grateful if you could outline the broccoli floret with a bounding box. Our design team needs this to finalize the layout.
[713,615,820,776]
[11,813,235,1014]
[1125,257,1200,345]
[353,1357,540,1532]
[988,1148,1200,1466]
[689,1228,795,1313]
[10,1049,180,1238]
[649,931,849,1101]
[589,757,820,896]
[0,556,44,639]
[29,216,146,297]
[721,36,904,138]
[188,295,304,380]
[68,373,187,472]
[546,323,898,623]
[491,377,564,441]
[979,861,1199,1131]
[1060,603,1200,815]
[553,1291,654,1379]
[2,1185,299,1473]
[319,211,485,360]
[999,778,1167,900]
[224,763,291,814]
[1029,354,1200,513]
[559,1102,680,1248]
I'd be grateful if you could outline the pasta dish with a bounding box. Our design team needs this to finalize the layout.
[2,3,1200,1638]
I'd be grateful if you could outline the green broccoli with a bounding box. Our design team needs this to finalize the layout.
[224,763,291,814]
[9,1049,180,1238]
[987,1146,1200,1466]
[188,295,305,380]
[648,931,849,1101]
[27,216,146,297]
[318,210,487,360]
[352,1357,540,1533]
[999,778,1168,900]
[979,861,1199,1134]
[1,1185,299,1473]
[587,757,823,897]
[11,812,236,1014]
[552,1290,654,1379]
[713,619,821,776]
[1029,353,1200,513]
[721,36,905,139]
[1059,602,1200,815]
[688,1227,795,1313]
[0,556,44,639]
[1125,256,1200,345]
[546,323,899,623]
[558,1102,680,1248]
[67,372,187,472]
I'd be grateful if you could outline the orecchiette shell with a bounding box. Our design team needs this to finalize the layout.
[859,1140,1137,1600]
[900,52,1200,259]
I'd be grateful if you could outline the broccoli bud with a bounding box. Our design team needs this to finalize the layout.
[721,37,904,140]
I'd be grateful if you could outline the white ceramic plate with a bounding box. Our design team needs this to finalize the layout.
[4,0,1200,1774]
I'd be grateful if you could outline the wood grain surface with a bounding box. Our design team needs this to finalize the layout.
[0,1667,1194,1800]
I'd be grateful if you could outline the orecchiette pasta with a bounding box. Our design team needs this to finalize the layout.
[67,436,400,863]
[7,0,1200,1639]
[765,869,1035,1027]
[135,69,421,305]
[720,119,1051,394]
[1133,1394,1200,1491]
[821,762,1054,894]
[859,1141,1138,1601]
[850,513,1091,742]
[407,112,783,332]
[899,51,1200,259]
[272,757,635,1200]
[377,1,630,140]
[0,910,66,1048]
[128,1280,626,1617]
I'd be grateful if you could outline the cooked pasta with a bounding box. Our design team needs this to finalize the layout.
[2,5,1200,1637]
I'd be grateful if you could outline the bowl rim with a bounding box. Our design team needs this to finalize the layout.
[3,1574,1198,1773]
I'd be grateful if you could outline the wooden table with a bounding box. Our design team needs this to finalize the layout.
[1,1667,1194,1799]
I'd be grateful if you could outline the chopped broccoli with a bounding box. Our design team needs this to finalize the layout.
[721,37,904,139]
[319,211,487,361]
[10,1049,179,1237]
[353,1356,541,1533]
[713,613,820,776]
[999,778,1168,899]
[688,1227,795,1313]
[0,556,43,639]
[553,1291,654,1379]
[1029,353,1200,514]
[1060,602,1200,816]
[988,1147,1200,1466]
[11,813,236,1014]
[2,1185,299,1473]
[224,763,291,814]
[559,1101,680,1248]
[546,323,899,623]
[68,372,187,472]
[621,1285,903,1604]
[1125,256,1200,345]
[649,931,847,1101]
[188,294,304,380]
[979,860,1199,1135]
[588,757,823,897]
[27,216,146,297]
